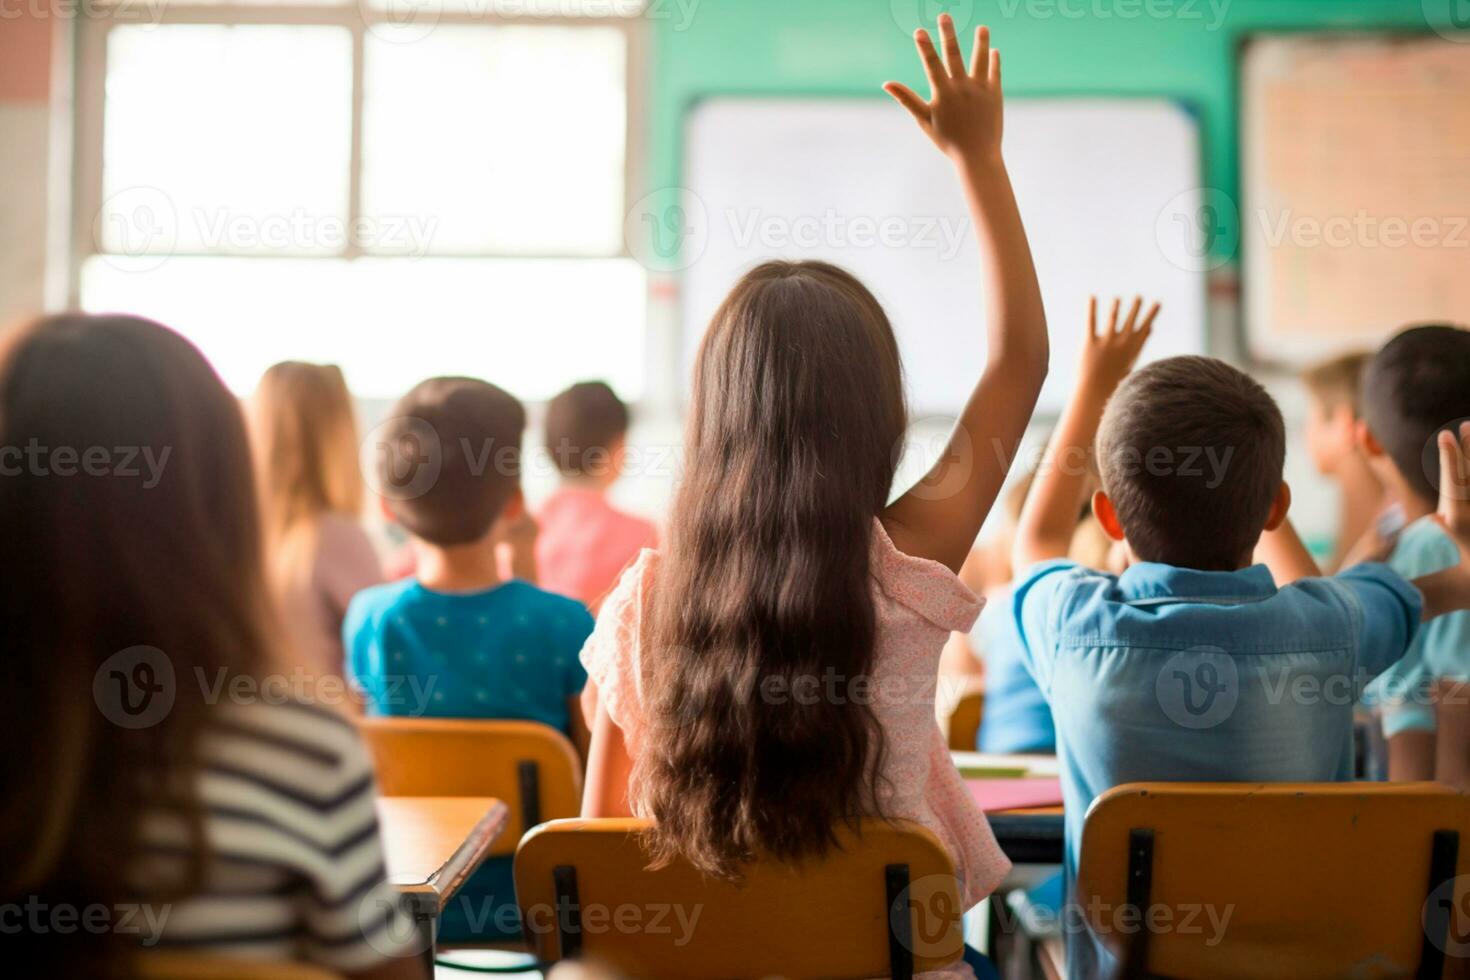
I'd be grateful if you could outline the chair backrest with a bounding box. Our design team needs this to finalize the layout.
[137,952,340,980]
[1077,782,1470,980]
[946,689,985,752]
[514,817,965,980]
[357,716,581,854]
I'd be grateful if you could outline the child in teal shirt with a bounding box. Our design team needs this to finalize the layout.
[346,376,593,942]
[1356,326,1470,784]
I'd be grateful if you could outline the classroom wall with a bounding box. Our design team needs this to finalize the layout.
[646,0,1445,230]
[0,7,56,326]
[642,0,1460,551]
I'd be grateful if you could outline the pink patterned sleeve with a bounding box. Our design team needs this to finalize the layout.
[579,548,658,754]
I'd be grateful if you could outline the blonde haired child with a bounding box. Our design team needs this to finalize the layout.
[249,361,383,677]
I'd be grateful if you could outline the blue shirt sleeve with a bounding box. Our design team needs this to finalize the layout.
[1011,559,1082,694]
[1333,562,1423,677]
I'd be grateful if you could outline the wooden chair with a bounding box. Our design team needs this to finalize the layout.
[137,953,339,980]
[514,817,966,979]
[946,686,986,752]
[1076,782,1470,979]
[356,716,582,855]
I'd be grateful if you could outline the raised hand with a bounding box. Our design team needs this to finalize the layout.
[1434,421,1470,559]
[1404,422,1470,620]
[884,14,1003,164]
[1080,296,1160,397]
[880,12,1047,574]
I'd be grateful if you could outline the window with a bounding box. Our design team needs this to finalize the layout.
[74,2,646,401]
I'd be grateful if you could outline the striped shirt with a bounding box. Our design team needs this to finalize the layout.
[131,699,419,972]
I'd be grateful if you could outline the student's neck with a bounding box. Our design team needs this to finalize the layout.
[1333,451,1386,552]
[561,473,615,493]
[415,541,503,593]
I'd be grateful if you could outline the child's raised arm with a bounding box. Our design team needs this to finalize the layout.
[1411,422,1470,620]
[1012,297,1156,572]
[881,14,1049,574]
[1254,515,1322,585]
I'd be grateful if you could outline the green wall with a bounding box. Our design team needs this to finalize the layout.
[646,0,1458,253]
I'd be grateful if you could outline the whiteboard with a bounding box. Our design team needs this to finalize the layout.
[681,97,1208,416]
[1241,35,1470,364]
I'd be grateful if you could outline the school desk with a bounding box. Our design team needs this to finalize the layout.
[376,796,509,960]
[952,752,1065,865]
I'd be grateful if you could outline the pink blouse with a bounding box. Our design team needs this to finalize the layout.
[536,486,658,613]
[579,518,1013,919]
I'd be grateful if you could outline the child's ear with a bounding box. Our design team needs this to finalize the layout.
[377,495,396,524]
[1092,490,1126,542]
[1263,481,1292,532]
[1356,419,1386,458]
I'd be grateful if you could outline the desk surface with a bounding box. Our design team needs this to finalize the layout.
[376,796,509,906]
[950,752,1066,863]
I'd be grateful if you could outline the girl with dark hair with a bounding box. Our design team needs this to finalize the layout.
[0,313,422,979]
[580,15,1048,977]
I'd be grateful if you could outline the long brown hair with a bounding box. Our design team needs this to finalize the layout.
[0,314,277,974]
[248,361,364,596]
[636,261,908,878]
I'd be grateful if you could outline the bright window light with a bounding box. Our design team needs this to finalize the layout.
[361,25,627,255]
[80,255,647,400]
[87,13,641,401]
[102,25,353,256]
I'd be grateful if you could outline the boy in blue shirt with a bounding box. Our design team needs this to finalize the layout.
[1356,325,1470,787]
[346,376,594,941]
[1008,299,1470,977]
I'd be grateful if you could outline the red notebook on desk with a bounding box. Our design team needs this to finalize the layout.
[967,777,1064,812]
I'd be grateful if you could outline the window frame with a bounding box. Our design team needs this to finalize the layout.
[69,1,648,297]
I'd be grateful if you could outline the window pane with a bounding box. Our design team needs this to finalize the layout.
[101,25,352,257]
[80,256,647,401]
[363,0,645,17]
[362,25,626,255]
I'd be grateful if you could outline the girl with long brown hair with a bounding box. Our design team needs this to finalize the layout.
[0,314,422,979]
[250,361,383,678]
[580,16,1048,977]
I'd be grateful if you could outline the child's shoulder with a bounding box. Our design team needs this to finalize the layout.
[345,575,418,622]
[505,578,596,624]
[1389,514,1461,577]
[205,697,369,781]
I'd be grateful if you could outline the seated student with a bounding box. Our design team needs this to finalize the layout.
[974,469,1114,755]
[1356,326,1470,786]
[250,361,384,679]
[0,314,421,979]
[964,464,1105,758]
[1300,351,1384,572]
[581,17,1046,978]
[1009,300,1470,977]
[536,381,658,612]
[345,376,594,942]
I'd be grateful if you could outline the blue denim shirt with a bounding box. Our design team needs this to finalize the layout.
[975,585,1055,754]
[1013,559,1421,977]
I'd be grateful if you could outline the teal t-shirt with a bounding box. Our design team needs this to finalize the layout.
[1368,516,1470,737]
[344,578,593,729]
